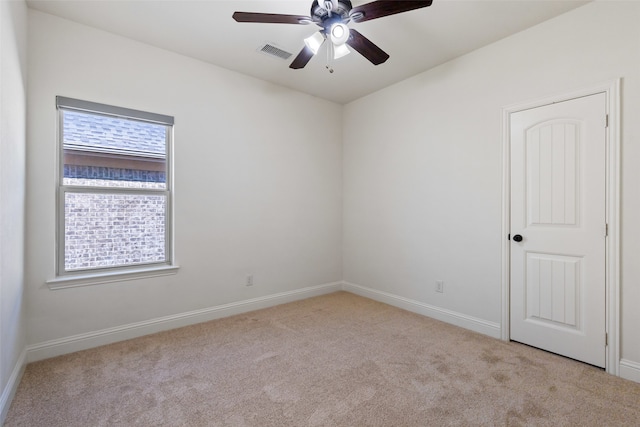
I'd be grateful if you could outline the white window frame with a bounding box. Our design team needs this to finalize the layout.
[50,96,177,288]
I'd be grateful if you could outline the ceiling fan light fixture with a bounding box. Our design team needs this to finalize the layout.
[330,22,349,45]
[333,43,350,59]
[304,31,325,55]
[233,0,434,70]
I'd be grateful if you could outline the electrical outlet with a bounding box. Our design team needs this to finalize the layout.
[436,280,444,293]
[246,274,254,286]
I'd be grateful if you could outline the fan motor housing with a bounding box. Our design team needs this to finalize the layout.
[310,0,353,28]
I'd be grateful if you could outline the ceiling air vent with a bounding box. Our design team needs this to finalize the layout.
[258,43,293,61]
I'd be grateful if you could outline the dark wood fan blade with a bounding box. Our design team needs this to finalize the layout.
[350,0,433,23]
[346,29,389,65]
[289,46,315,69]
[233,12,312,24]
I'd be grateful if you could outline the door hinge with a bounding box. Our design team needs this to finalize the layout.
[605,333,608,346]
[605,114,609,128]
[605,223,609,237]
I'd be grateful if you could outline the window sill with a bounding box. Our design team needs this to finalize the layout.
[46,265,180,290]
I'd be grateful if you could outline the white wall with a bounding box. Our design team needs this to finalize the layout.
[26,10,342,346]
[343,1,640,372]
[0,0,28,421]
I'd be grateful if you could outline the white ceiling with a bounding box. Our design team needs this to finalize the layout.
[27,0,588,104]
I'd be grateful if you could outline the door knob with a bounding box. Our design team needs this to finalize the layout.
[513,234,523,242]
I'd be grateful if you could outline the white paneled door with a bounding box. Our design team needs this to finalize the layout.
[510,93,607,368]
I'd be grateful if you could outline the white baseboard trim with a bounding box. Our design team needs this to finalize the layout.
[619,359,640,384]
[27,281,342,363]
[0,348,26,425]
[341,281,501,339]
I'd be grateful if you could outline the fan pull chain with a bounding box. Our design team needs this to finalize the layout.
[326,41,334,73]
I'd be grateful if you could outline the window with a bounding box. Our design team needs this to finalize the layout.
[56,97,174,277]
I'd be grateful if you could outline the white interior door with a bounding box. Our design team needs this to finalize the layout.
[510,93,607,368]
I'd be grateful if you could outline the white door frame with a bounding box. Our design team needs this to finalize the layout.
[501,79,621,375]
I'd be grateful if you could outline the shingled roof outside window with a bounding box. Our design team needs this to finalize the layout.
[63,110,166,158]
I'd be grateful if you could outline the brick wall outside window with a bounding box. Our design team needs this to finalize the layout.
[64,178,166,271]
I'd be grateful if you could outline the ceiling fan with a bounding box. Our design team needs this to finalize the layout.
[233,0,433,70]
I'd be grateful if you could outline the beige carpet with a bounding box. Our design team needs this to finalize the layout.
[5,291,640,426]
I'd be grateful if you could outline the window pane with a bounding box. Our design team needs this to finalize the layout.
[64,192,166,271]
[62,110,167,189]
